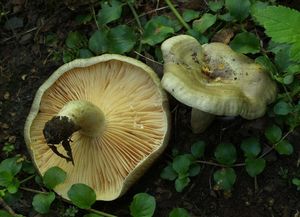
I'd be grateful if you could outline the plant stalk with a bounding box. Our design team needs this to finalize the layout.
[164,0,191,30]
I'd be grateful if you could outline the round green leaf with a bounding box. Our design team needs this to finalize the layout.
[172,154,193,175]
[68,183,96,209]
[245,158,266,177]
[189,164,201,177]
[79,49,94,59]
[182,9,200,22]
[225,0,251,21]
[192,13,217,34]
[175,177,190,192]
[66,31,87,49]
[240,137,261,158]
[191,141,206,158]
[283,74,294,85]
[161,165,177,181]
[275,140,294,155]
[0,157,22,176]
[230,32,260,54]
[208,0,224,12]
[7,178,19,194]
[264,124,282,143]
[32,192,55,214]
[142,16,180,46]
[43,166,67,190]
[107,25,136,54]
[88,30,109,55]
[214,143,237,165]
[169,208,190,217]
[292,178,300,188]
[273,101,292,115]
[213,168,236,191]
[97,0,123,26]
[130,193,156,217]
[0,171,13,187]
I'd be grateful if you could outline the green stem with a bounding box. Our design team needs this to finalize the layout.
[85,208,117,217]
[127,1,142,32]
[164,0,191,30]
[19,174,35,184]
[20,187,47,194]
[90,5,100,30]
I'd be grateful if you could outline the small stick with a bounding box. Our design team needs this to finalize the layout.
[0,197,18,216]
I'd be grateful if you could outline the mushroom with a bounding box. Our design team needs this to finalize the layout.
[24,54,170,201]
[161,35,277,133]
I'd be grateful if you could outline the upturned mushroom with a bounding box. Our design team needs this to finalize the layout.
[161,35,277,133]
[24,54,170,201]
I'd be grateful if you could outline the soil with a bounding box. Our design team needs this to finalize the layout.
[1,1,300,217]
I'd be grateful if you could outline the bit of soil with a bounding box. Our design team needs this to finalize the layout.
[0,1,299,216]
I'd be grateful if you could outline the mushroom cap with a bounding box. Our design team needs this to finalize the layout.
[24,54,170,201]
[161,35,277,119]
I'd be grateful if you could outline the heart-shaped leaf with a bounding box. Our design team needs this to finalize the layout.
[43,166,67,189]
[130,193,156,217]
[68,183,96,209]
[245,158,266,177]
[213,168,236,191]
[214,143,237,165]
[32,192,55,214]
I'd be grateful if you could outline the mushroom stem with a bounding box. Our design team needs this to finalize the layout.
[43,100,106,144]
[191,108,215,133]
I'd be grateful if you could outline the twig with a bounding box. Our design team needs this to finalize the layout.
[0,27,38,44]
[90,4,100,30]
[164,0,191,30]
[196,160,245,168]
[134,51,163,65]
[85,208,117,217]
[127,2,142,32]
[20,187,47,194]
[19,174,35,184]
[0,197,18,216]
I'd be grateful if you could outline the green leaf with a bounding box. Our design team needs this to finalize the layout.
[189,164,201,177]
[292,178,300,189]
[264,124,282,143]
[75,14,92,25]
[213,168,236,191]
[7,178,19,194]
[63,49,76,63]
[230,32,260,54]
[255,55,278,77]
[191,141,206,158]
[32,192,55,214]
[97,0,123,26]
[251,5,300,61]
[88,29,109,55]
[175,177,190,192]
[68,183,96,209]
[275,140,294,155]
[225,0,251,21]
[160,165,178,181]
[245,158,266,177]
[169,208,190,217]
[0,210,14,217]
[142,16,181,46]
[274,45,293,72]
[4,17,23,30]
[79,49,94,59]
[130,193,156,217]
[0,171,13,187]
[107,25,136,54]
[182,9,200,22]
[66,31,87,49]
[43,166,67,189]
[187,29,208,44]
[0,158,22,176]
[172,154,193,175]
[240,137,261,158]
[192,13,217,34]
[22,161,35,174]
[208,0,224,12]
[218,13,234,22]
[214,143,237,165]
[283,74,294,85]
[273,101,292,115]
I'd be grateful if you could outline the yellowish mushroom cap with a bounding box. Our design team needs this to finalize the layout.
[24,54,170,201]
[161,35,277,119]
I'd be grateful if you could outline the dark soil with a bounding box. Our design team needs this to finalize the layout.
[1,1,300,217]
